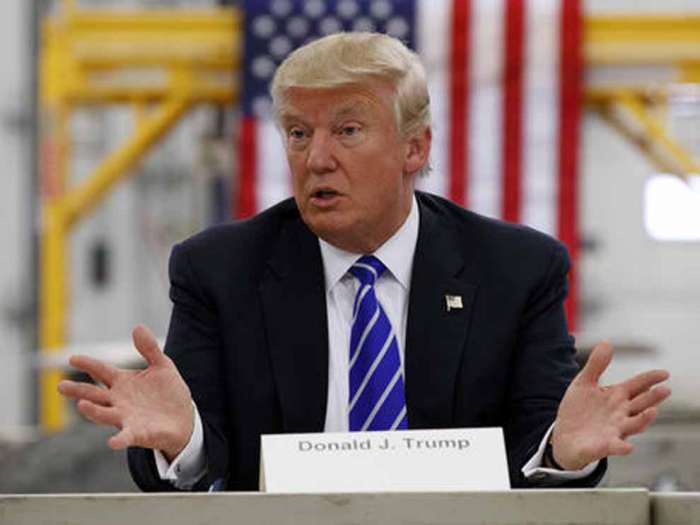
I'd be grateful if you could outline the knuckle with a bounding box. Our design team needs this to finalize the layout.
[103,387,113,402]
[131,428,146,446]
[610,389,628,405]
[654,388,669,402]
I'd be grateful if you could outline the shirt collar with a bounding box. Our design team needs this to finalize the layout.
[319,195,419,291]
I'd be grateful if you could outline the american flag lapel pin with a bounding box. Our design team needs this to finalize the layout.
[445,295,463,312]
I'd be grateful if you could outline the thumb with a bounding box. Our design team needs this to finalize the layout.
[577,341,614,386]
[132,324,166,367]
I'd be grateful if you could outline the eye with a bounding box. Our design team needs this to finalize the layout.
[286,126,310,149]
[287,126,307,140]
[339,124,361,137]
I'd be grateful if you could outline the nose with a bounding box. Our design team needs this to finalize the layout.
[306,131,338,174]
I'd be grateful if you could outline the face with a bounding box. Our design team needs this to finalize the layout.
[279,81,430,253]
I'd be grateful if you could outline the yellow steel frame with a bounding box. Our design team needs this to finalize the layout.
[39,5,700,431]
[39,0,239,431]
[584,15,700,179]
[588,90,700,178]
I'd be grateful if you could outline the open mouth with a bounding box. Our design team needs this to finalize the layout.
[311,189,340,200]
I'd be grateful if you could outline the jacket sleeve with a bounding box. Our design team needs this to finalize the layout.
[505,241,606,488]
[127,241,230,492]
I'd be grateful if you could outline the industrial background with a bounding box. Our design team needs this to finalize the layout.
[0,0,698,492]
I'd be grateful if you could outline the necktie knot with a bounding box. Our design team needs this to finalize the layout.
[349,255,386,286]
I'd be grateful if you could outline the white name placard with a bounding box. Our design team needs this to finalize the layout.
[260,427,509,493]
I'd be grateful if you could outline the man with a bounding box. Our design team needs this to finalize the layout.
[59,32,670,491]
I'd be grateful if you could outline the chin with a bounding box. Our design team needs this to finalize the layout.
[304,215,361,251]
[307,218,350,241]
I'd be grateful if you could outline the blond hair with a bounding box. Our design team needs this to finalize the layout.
[271,32,431,142]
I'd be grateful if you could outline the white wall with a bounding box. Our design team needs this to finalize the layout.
[0,0,31,433]
[61,1,220,351]
[586,0,700,12]
[579,113,700,408]
[68,107,214,346]
[581,0,700,408]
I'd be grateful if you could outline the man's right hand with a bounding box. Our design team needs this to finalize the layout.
[58,324,194,462]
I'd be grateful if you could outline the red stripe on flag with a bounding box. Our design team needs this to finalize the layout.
[558,0,582,329]
[502,0,525,222]
[237,116,258,218]
[448,0,471,206]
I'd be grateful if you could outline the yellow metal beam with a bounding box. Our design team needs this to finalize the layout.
[38,89,73,431]
[54,82,234,106]
[41,7,240,108]
[585,15,700,66]
[39,201,69,432]
[64,8,241,31]
[39,97,193,430]
[39,96,192,430]
[583,15,700,183]
[63,97,191,228]
[680,65,700,83]
[601,92,700,180]
[39,6,241,432]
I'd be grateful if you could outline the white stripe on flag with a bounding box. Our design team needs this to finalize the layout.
[257,119,290,212]
[469,0,505,219]
[522,0,559,235]
[416,0,449,197]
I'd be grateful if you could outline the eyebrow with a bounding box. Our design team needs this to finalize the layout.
[278,113,305,129]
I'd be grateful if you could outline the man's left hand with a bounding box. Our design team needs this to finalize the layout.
[550,341,671,471]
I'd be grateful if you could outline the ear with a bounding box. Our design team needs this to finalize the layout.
[403,126,432,175]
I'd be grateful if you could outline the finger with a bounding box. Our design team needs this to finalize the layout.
[622,407,658,438]
[577,341,613,385]
[628,385,671,416]
[132,324,166,367]
[608,438,634,456]
[58,380,111,406]
[108,427,136,450]
[620,369,670,398]
[69,355,120,387]
[76,399,122,428]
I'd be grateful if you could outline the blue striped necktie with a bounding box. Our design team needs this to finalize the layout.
[348,255,408,431]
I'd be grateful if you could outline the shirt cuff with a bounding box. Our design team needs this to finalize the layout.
[153,402,207,489]
[522,423,599,482]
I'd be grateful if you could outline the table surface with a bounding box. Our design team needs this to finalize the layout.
[0,489,652,525]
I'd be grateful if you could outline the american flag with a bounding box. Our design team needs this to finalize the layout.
[236,0,582,325]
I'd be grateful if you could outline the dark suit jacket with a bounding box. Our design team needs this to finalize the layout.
[128,192,606,491]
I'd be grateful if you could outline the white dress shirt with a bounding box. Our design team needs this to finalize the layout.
[155,196,597,488]
[321,194,418,432]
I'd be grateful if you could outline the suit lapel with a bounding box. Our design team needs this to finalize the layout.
[260,216,328,433]
[405,196,478,428]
